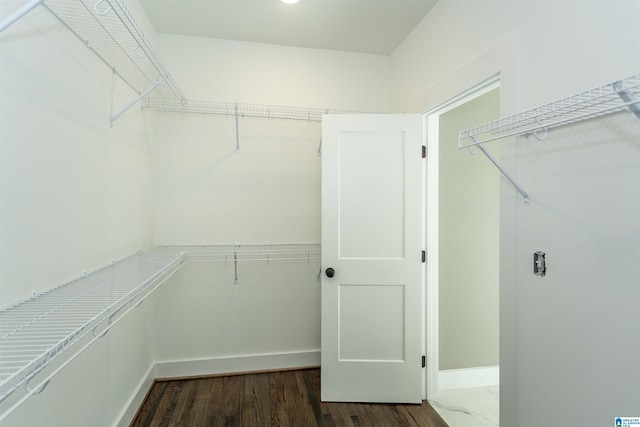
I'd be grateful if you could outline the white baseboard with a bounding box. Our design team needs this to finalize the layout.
[115,364,156,427]
[439,366,499,391]
[154,350,321,380]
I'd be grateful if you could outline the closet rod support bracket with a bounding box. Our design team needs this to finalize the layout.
[468,135,530,205]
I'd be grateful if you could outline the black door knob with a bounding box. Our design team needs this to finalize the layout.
[325,268,335,278]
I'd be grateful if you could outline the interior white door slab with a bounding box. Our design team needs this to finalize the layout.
[321,114,424,404]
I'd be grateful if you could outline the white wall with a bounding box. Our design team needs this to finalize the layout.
[391,1,640,425]
[155,33,391,112]
[152,114,322,245]
[152,260,321,374]
[151,33,391,243]
[0,1,157,425]
[147,35,391,374]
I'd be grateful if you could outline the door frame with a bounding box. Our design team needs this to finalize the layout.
[423,75,500,400]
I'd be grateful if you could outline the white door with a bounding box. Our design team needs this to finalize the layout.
[321,114,424,403]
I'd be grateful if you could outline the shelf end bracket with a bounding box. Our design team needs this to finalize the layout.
[468,134,530,205]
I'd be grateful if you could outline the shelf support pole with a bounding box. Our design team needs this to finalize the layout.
[234,103,240,150]
[469,134,530,205]
[0,0,44,33]
[110,77,164,124]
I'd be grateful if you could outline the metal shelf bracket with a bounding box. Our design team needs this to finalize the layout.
[468,134,530,205]
[614,80,640,120]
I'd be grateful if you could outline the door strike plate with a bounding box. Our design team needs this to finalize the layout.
[534,251,546,277]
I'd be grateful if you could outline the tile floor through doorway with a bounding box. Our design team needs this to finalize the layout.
[430,386,499,427]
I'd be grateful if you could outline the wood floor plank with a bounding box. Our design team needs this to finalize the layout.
[241,372,270,427]
[269,370,290,427]
[130,368,449,427]
[167,380,198,426]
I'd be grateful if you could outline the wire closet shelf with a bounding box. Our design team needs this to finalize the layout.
[155,244,322,284]
[1,0,185,121]
[458,74,640,148]
[146,98,358,123]
[1,0,366,125]
[0,251,186,422]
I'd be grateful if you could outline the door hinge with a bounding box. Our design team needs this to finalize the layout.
[421,251,426,263]
[422,355,426,368]
[422,146,426,158]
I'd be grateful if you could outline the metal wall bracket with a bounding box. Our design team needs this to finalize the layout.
[614,80,640,120]
[468,134,530,205]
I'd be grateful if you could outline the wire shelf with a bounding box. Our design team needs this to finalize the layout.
[458,74,640,148]
[0,250,186,421]
[43,0,184,101]
[146,98,359,123]
[1,0,185,104]
[156,244,321,284]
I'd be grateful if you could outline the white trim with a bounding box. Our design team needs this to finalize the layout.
[423,73,501,401]
[424,112,440,401]
[154,350,321,379]
[424,75,500,117]
[439,366,500,391]
[114,363,156,427]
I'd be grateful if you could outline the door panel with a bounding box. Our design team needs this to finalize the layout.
[337,131,405,259]
[321,114,424,404]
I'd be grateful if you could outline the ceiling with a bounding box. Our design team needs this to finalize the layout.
[138,0,438,56]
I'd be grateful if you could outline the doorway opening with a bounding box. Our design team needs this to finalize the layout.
[424,76,500,402]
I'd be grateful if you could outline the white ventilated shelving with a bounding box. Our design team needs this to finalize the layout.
[0,250,186,422]
[146,98,356,123]
[1,0,185,123]
[459,74,640,148]
[146,98,358,151]
[156,244,322,284]
[457,74,640,204]
[1,0,363,127]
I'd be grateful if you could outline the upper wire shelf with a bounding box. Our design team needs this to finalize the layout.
[155,244,321,285]
[458,74,640,148]
[44,0,185,102]
[0,250,186,422]
[156,243,321,263]
[1,0,185,122]
[146,98,358,123]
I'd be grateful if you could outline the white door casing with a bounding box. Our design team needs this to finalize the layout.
[321,114,424,404]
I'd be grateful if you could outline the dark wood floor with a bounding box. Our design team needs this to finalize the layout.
[131,368,449,427]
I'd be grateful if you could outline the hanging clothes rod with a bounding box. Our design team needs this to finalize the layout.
[458,73,640,148]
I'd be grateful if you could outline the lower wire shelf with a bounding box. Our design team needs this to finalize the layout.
[0,250,186,421]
